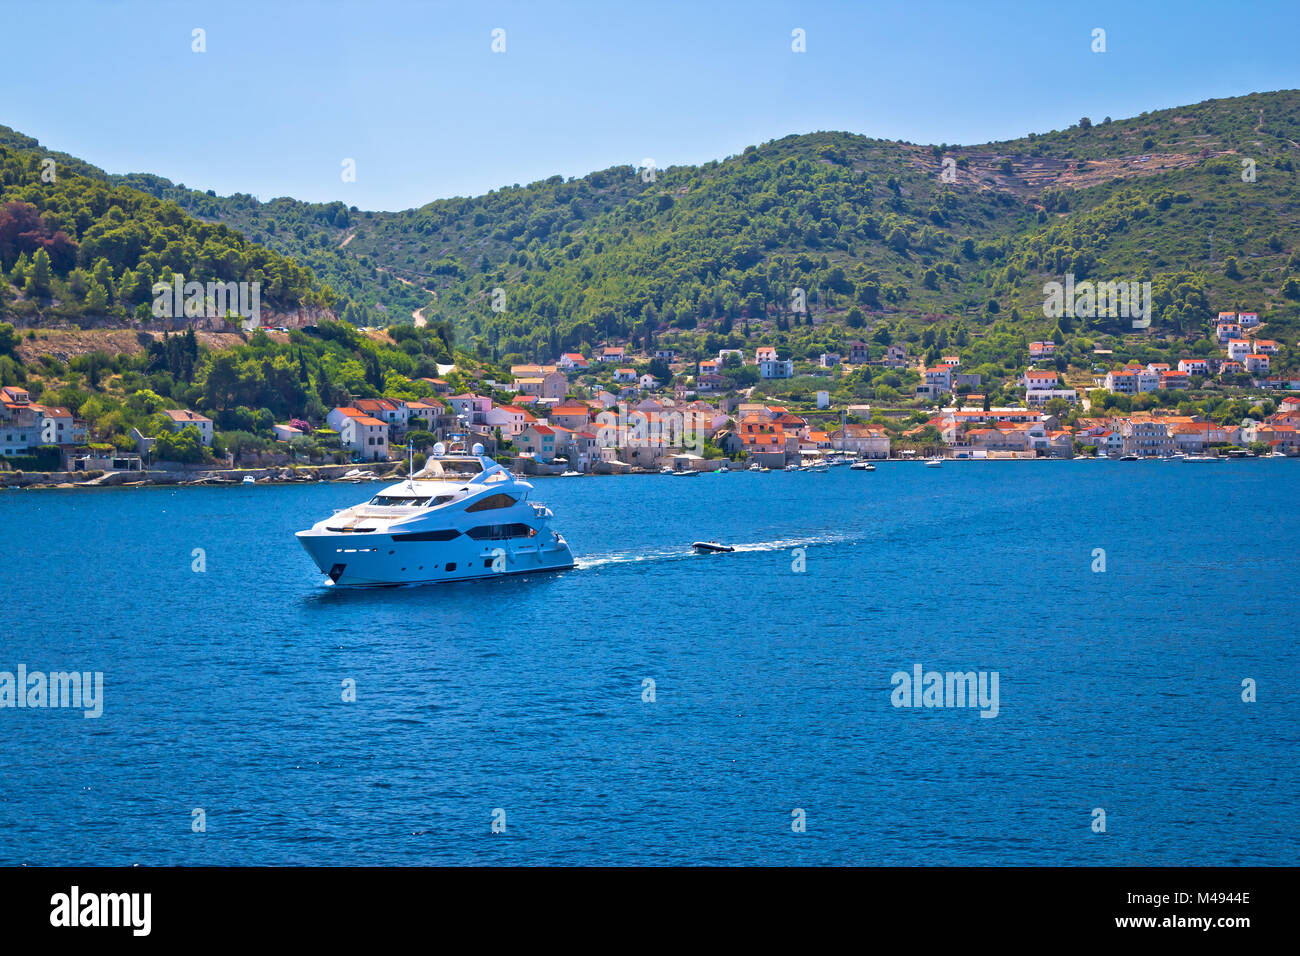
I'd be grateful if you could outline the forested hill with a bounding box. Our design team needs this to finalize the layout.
[0,127,336,327]
[6,90,1300,361]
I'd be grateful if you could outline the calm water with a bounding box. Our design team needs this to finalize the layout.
[1,461,1297,866]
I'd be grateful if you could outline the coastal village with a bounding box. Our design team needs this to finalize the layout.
[3,309,1296,482]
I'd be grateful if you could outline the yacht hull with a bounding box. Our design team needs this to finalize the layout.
[296,530,575,587]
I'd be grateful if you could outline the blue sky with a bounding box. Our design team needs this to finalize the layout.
[4,0,1297,210]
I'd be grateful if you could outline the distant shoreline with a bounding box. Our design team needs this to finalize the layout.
[4,453,1287,489]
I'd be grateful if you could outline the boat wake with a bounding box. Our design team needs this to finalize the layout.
[575,531,862,570]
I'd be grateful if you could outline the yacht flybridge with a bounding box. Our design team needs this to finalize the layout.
[296,443,574,586]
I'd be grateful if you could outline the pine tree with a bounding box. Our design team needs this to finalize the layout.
[86,280,109,311]
[28,248,52,296]
[317,363,334,406]
[9,252,30,288]
[92,257,115,299]
[183,328,199,381]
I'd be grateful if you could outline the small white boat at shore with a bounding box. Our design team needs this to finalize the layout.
[241,475,256,484]
[850,461,876,471]
[925,458,943,468]
[560,470,582,477]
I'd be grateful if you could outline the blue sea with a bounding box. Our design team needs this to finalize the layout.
[1,460,1297,866]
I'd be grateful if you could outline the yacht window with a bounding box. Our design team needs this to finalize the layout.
[369,495,432,507]
[465,493,517,513]
[391,528,461,542]
[431,495,455,506]
[466,523,537,541]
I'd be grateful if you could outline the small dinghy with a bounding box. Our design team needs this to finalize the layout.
[692,541,735,554]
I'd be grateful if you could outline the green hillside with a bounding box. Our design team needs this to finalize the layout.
[0,129,336,327]
[4,90,1299,363]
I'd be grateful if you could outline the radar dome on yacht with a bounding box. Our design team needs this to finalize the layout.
[433,442,446,456]
[472,443,484,456]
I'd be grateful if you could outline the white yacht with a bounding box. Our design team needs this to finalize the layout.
[296,443,574,586]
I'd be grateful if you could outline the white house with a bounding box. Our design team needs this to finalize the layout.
[337,413,389,461]
[1216,322,1242,344]
[758,358,794,379]
[162,409,214,446]
[557,352,589,371]
[1136,369,1160,393]
[1245,353,1270,374]
[38,405,87,446]
[926,366,954,391]
[483,404,533,437]
[1023,370,1058,391]
[1026,388,1077,407]
[446,393,492,425]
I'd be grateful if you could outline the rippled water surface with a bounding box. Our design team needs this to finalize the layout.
[1,460,1296,865]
